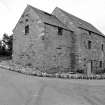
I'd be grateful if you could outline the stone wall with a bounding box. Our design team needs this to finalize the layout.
[13,6,105,74]
[13,6,74,73]
[52,8,105,74]
[42,24,73,73]
[78,29,105,74]
[52,8,82,72]
[13,6,45,72]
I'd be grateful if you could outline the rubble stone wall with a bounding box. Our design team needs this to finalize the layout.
[13,6,105,74]
[79,29,105,74]
[13,6,74,73]
[42,24,73,73]
[52,8,105,74]
[13,6,45,72]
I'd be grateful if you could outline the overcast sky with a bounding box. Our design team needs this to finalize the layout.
[0,0,105,39]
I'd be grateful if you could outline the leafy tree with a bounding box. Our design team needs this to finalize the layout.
[2,33,13,56]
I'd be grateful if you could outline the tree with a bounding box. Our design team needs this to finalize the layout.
[2,33,13,56]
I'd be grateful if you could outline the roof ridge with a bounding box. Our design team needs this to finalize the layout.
[53,7,104,35]
[54,7,92,25]
[28,4,53,16]
[27,5,70,30]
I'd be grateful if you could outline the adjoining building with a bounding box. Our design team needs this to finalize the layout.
[12,5,105,75]
[52,7,105,75]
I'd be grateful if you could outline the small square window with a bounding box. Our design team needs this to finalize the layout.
[58,27,63,35]
[25,25,29,35]
[25,19,28,22]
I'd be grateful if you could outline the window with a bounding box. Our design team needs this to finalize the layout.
[25,25,29,35]
[100,61,102,68]
[41,36,45,40]
[88,40,92,49]
[25,19,28,22]
[89,31,91,35]
[102,44,104,51]
[58,27,63,35]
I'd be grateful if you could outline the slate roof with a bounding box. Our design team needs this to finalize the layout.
[29,5,70,31]
[53,7,104,36]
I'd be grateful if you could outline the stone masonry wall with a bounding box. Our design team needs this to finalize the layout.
[52,8,82,72]
[13,6,74,73]
[42,24,73,73]
[13,6,105,74]
[52,8,105,74]
[79,29,105,74]
[13,6,46,72]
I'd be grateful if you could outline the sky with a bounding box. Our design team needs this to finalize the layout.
[0,0,105,39]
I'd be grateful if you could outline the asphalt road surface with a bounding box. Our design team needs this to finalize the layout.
[0,68,105,105]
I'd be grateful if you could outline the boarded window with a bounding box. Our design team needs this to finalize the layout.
[25,25,29,35]
[58,27,63,35]
[88,40,91,49]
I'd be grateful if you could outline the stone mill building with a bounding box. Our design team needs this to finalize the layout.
[12,5,105,75]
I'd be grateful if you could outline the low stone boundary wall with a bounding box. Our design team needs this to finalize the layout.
[0,64,105,80]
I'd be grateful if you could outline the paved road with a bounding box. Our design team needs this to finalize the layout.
[0,68,105,105]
